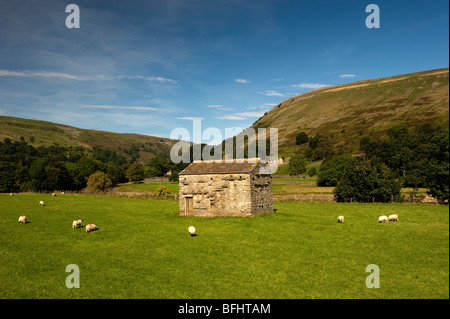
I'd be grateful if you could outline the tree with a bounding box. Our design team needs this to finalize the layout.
[426,130,449,204]
[311,136,336,160]
[145,157,169,177]
[295,132,309,145]
[307,167,317,177]
[288,154,306,175]
[107,164,127,186]
[86,171,112,193]
[317,154,352,186]
[334,156,401,203]
[156,185,171,197]
[29,157,73,191]
[126,162,145,183]
[0,161,18,192]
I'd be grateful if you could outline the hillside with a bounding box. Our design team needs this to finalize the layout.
[252,68,449,156]
[0,116,177,162]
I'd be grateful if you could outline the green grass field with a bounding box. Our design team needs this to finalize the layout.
[1,193,448,299]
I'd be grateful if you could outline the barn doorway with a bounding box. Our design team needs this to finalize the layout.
[185,196,194,215]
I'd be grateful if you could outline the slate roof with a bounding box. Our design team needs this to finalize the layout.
[179,161,259,175]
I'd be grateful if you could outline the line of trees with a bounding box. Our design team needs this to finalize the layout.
[0,138,187,193]
[298,124,449,204]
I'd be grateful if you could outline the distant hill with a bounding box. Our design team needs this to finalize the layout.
[0,116,177,162]
[251,68,449,156]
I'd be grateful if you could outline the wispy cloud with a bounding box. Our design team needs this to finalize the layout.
[206,104,234,111]
[177,117,205,120]
[339,74,357,79]
[117,75,177,83]
[217,114,247,120]
[0,69,176,83]
[0,69,95,81]
[259,90,285,97]
[291,83,329,89]
[235,78,250,84]
[234,111,265,117]
[82,105,159,111]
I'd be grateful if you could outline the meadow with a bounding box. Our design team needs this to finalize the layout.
[0,193,448,299]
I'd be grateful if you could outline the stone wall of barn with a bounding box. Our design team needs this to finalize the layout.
[250,171,273,214]
[179,170,273,217]
[179,173,253,216]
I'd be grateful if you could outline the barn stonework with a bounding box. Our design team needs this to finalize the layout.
[179,160,273,217]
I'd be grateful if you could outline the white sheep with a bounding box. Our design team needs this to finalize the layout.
[61,192,65,195]
[39,200,44,206]
[18,216,26,224]
[86,224,98,233]
[378,215,389,223]
[9,193,13,196]
[52,192,57,197]
[337,216,344,223]
[188,226,196,237]
[72,219,84,229]
[388,214,399,222]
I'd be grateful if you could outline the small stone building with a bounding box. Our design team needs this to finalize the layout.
[179,160,273,217]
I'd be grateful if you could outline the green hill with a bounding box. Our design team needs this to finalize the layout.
[0,116,177,162]
[252,68,449,157]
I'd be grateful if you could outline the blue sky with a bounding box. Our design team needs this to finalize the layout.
[0,0,448,140]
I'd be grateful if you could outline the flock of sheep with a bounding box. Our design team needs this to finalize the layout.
[15,193,99,233]
[337,214,399,224]
[15,192,197,236]
[15,193,400,236]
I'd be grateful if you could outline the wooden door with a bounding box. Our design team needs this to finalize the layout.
[186,197,194,215]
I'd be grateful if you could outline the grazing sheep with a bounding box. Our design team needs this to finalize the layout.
[378,215,389,223]
[39,200,44,206]
[86,224,98,233]
[72,219,84,229]
[52,193,56,197]
[61,192,65,195]
[188,226,196,237]
[18,216,26,224]
[9,193,13,196]
[337,216,344,223]
[388,214,399,222]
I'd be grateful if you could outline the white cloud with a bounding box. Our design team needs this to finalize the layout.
[234,111,266,117]
[177,117,204,120]
[235,78,250,84]
[118,75,176,83]
[339,74,356,79]
[82,105,159,111]
[0,69,176,83]
[217,115,247,120]
[259,90,285,97]
[0,69,95,81]
[206,104,235,111]
[291,83,329,89]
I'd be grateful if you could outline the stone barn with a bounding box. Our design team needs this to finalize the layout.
[179,160,273,217]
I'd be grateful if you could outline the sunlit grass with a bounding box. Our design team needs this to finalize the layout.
[1,193,448,299]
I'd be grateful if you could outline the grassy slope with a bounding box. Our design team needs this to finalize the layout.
[0,116,177,162]
[1,193,448,299]
[252,68,449,156]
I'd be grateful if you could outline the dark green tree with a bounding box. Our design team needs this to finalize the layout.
[288,154,307,175]
[334,156,401,203]
[126,162,145,183]
[426,130,449,204]
[317,154,352,186]
[295,132,309,145]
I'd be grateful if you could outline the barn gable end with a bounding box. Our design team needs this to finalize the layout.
[179,161,273,217]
